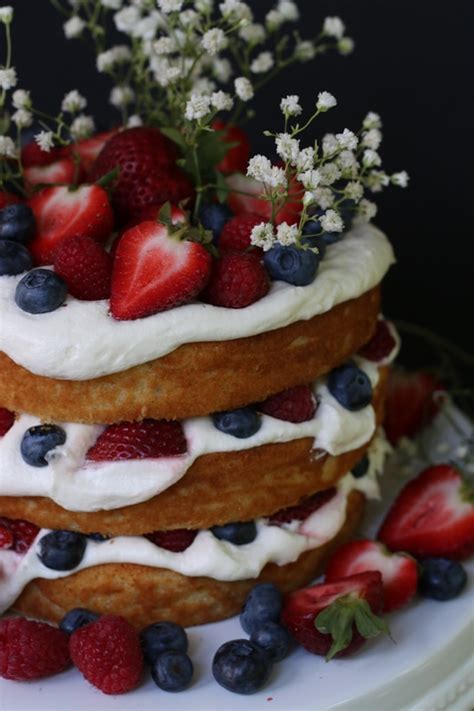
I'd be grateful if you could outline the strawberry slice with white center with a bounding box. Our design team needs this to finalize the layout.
[379,464,474,560]
[24,158,80,195]
[325,540,418,612]
[68,130,118,175]
[226,173,303,225]
[110,208,212,319]
[28,184,114,265]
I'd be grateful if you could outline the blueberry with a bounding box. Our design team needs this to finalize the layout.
[37,530,87,571]
[321,231,344,245]
[327,362,373,411]
[199,203,233,242]
[59,608,100,635]
[140,621,188,665]
[0,240,33,276]
[211,521,257,546]
[15,268,68,314]
[212,639,272,695]
[151,651,193,692]
[212,408,261,439]
[302,213,343,246]
[352,455,370,478]
[250,621,291,662]
[240,583,282,634]
[0,204,35,244]
[419,558,468,601]
[338,198,356,230]
[20,424,66,467]
[264,244,320,286]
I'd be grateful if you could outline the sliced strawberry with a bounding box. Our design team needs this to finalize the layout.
[87,419,187,461]
[0,526,13,550]
[358,319,397,363]
[54,235,112,300]
[384,369,443,445]
[0,517,40,554]
[269,489,336,525]
[24,158,79,195]
[21,141,64,168]
[213,120,251,174]
[325,540,418,612]
[226,173,303,226]
[0,192,21,210]
[28,184,114,265]
[379,465,474,560]
[260,384,317,423]
[0,408,15,436]
[144,529,197,552]
[68,129,118,174]
[282,571,388,659]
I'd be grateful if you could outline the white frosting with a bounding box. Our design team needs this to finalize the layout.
[0,224,394,380]
[0,358,382,512]
[0,432,390,615]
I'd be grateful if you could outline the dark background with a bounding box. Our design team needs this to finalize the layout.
[10,0,474,362]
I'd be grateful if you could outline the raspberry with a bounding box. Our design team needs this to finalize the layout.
[0,408,15,436]
[0,617,70,680]
[53,235,112,301]
[260,385,317,423]
[70,615,143,694]
[358,319,397,362]
[202,252,269,308]
[145,529,197,552]
[87,419,187,461]
[269,488,337,525]
[219,213,264,253]
[0,517,40,553]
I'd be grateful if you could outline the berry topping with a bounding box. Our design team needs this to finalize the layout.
[145,528,197,552]
[20,424,66,467]
[0,203,35,244]
[87,419,187,461]
[59,608,100,635]
[269,488,337,526]
[0,517,40,554]
[250,621,291,663]
[240,583,283,635]
[0,191,21,210]
[21,141,64,168]
[260,384,317,423]
[378,464,474,560]
[202,252,269,308]
[327,362,373,411]
[352,454,370,478]
[263,244,320,286]
[384,370,442,445]
[37,530,87,571]
[211,520,257,546]
[418,557,468,601]
[213,120,251,175]
[0,526,13,550]
[140,621,188,666]
[28,184,114,265]
[54,235,112,301]
[0,617,70,681]
[212,639,272,695]
[219,212,264,253]
[15,268,68,314]
[151,651,193,692]
[110,216,211,320]
[227,172,302,225]
[0,408,15,436]
[0,240,32,276]
[70,615,143,695]
[282,571,388,659]
[358,319,397,362]
[198,202,233,241]
[212,407,261,439]
[68,129,117,174]
[303,213,344,246]
[325,539,418,612]
[24,158,78,195]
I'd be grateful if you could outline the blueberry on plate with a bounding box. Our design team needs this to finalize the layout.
[250,621,291,662]
[151,651,193,692]
[199,203,233,242]
[37,530,87,571]
[59,608,100,635]
[15,268,68,314]
[140,621,188,665]
[263,244,320,286]
[352,454,370,478]
[212,408,261,439]
[20,424,66,467]
[212,639,272,694]
[0,240,33,276]
[211,521,257,546]
[419,557,467,601]
[0,203,35,244]
[240,582,282,634]
[327,362,373,411]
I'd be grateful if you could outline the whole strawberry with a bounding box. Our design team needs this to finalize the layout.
[219,212,264,253]
[54,235,112,301]
[70,615,143,694]
[383,369,442,445]
[202,252,269,308]
[0,617,70,680]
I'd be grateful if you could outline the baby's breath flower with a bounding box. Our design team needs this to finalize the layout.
[250,222,275,251]
[70,114,95,139]
[363,111,382,130]
[322,133,338,156]
[0,67,17,91]
[133,12,162,40]
[201,28,228,56]
[35,131,54,153]
[114,6,141,33]
[319,162,341,185]
[366,170,389,193]
[110,85,135,107]
[362,149,382,168]
[280,94,302,117]
[265,10,284,31]
[317,91,337,112]
[313,187,334,209]
[323,16,345,39]
[11,108,33,129]
[0,6,13,23]
[63,15,86,38]
[275,133,300,164]
[358,198,377,221]
[362,128,382,150]
[337,150,358,171]
[211,90,233,111]
[213,58,233,83]
[153,36,176,54]
[250,51,274,74]
[12,89,31,110]
[276,221,299,246]
[336,128,358,150]
[234,76,253,101]
[295,41,316,62]
[185,92,212,120]
[192,77,216,95]
[344,181,364,202]
[195,0,213,12]
[338,37,354,55]
[391,170,409,188]
[157,0,183,11]
[179,9,199,27]
[277,0,299,21]
[219,0,252,21]
[100,0,122,8]
[320,209,344,233]
[151,57,181,86]
[303,191,315,207]
[247,154,272,182]
[61,89,87,113]
[296,147,315,172]
[0,135,16,157]
[239,22,265,44]
[127,114,143,127]
[297,169,321,191]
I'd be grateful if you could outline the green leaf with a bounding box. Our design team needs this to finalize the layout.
[158,201,173,227]
[95,166,120,189]
[215,172,229,203]
[353,600,391,640]
[159,127,186,150]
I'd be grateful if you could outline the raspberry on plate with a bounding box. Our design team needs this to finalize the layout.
[54,235,113,301]
[202,252,269,308]
[0,617,70,680]
[260,384,317,423]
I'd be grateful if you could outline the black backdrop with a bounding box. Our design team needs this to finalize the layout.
[10,0,474,359]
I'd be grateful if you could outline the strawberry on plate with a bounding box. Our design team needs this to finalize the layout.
[325,540,418,612]
[226,173,302,226]
[28,184,114,265]
[213,120,250,174]
[282,571,389,659]
[379,464,474,560]
[24,158,79,195]
[384,369,443,445]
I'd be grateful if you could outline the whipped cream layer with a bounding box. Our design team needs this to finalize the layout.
[0,357,383,512]
[0,433,390,615]
[0,224,394,380]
